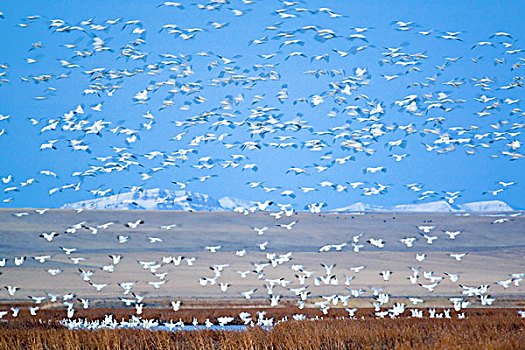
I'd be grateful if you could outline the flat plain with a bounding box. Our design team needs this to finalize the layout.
[0,208,523,303]
[0,209,524,349]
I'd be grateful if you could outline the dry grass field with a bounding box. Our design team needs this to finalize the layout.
[0,209,524,302]
[0,308,523,350]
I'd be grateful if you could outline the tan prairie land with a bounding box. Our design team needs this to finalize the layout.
[0,208,523,309]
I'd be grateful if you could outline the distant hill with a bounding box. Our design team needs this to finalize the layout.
[332,200,513,213]
[62,190,514,212]
[61,188,255,211]
[456,200,514,212]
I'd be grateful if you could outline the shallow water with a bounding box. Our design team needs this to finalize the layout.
[63,323,251,331]
[156,324,249,331]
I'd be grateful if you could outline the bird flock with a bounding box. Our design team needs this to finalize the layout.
[0,1,523,210]
[0,0,524,328]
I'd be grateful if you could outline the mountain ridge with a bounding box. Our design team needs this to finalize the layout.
[61,188,255,211]
[61,189,515,212]
[331,200,513,213]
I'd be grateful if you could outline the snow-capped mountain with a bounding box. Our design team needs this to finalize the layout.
[218,196,256,211]
[456,200,513,212]
[61,188,255,211]
[63,190,515,212]
[392,200,456,212]
[332,200,514,213]
[329,202,385,212]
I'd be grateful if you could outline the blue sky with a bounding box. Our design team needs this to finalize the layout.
[0,0,524,210]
